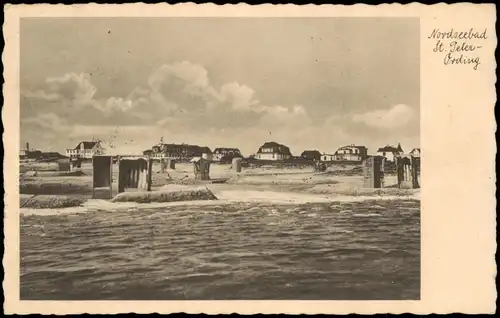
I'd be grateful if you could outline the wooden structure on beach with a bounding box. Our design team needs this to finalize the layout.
[232,157,243,173]
[57,158,71,172]
[395,154,420,189]
[92,155,114,199]
[92,155,153,199]
[362,156,385,188]
[118,156,153,193]
[191,157,211,181]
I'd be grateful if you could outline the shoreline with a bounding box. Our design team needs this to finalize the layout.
[20,162,420,210]
[20,187,420,214]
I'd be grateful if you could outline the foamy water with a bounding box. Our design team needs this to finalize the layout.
[21,197,420,300]
[20,189,419,216]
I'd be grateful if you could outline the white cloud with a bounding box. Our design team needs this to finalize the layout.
[98,97,139,114]
[21,61,418,155]
[216,82,260,111]
[351,104,414,129]
[45,72,97,104]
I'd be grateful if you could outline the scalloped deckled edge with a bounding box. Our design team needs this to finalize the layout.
[2,2,498,315]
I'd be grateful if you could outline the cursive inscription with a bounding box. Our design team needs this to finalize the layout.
[428,28,488,70]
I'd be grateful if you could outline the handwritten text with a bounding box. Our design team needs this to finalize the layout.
[428,28,488,70]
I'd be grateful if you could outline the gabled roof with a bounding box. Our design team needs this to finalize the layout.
[155,144,211,153]
[334,145,367,155]
[260,141,283,148]
[337,145,367,151]
[411,148,421,152]
[40,152,66,158]
[75,141,98,150]
[377,144,403,153]
[199,146,212,153]
[301,150,322,156]
[214,147,241,153]
[257,141,292,155]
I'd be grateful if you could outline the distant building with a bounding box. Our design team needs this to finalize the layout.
[255,141,292,161]
[20,142,32,159]
[148,143,212,160]
[320,153,335,162]
[213,148,243,162]
[300,150,322,161]
[39,152,67,161]
[143,149,153,156]
[410,148,421,158]
[332,144,368,162]
[26,150,42,160]
[66,141,104,159]
[377,143,404,162]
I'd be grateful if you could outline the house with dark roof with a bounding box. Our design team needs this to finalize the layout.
[410,148,421,158]
[332,144,368,162]
[376,143,404,162]
[39,152,68,162]
[148,143,212,160]
[300,150,322,161]
[66,141,104,159]
[255,141,292,161]
[213,148,243,162]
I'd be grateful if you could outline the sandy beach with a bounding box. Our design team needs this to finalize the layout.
[19,161,419,212]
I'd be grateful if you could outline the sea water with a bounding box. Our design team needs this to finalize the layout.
[21,199,420,300]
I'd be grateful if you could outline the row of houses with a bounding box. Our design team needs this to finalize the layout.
[255,142,420,163]
[60,139,420,163]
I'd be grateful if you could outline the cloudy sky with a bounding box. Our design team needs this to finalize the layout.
[20,17,420,156]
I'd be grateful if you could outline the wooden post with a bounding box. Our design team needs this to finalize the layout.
[412,156,421,189]
[118,158,125,193]
[109,156,113,198]
[147,157,153,191]
[160,158,165,173]
[92,156,95,199]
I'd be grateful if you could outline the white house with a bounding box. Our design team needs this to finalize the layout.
[410,148,421,158]
[255,141,292,161]
[376,143,404,162]
[66,141,104,159]
[332,145,368,162]
[320,153,335,162]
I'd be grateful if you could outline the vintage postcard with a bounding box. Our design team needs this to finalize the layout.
[3,3,497,315]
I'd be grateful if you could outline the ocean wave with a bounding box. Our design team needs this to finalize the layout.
[21,199,420,300]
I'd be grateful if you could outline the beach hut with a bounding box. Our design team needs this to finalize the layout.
[191,157,211,181]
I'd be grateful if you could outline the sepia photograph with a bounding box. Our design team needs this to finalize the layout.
[3,2,497,315]
[18,17,422,301]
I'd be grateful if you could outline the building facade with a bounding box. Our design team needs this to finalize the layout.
[66,141,104,159]
[255,141,292,161]
[332,145,368,162]
[148,143,212,161]
[376,143,404,162]
[213,148,243,162]
[320,154,335,162]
